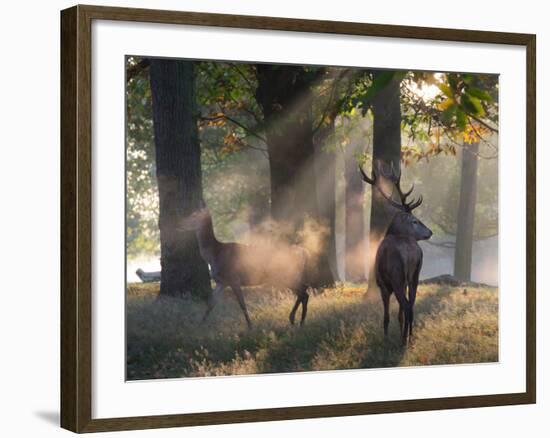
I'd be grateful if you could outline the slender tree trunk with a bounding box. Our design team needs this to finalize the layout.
[454,141,480,281]
[255,65,334,287]
[367,72,402,290]
[314,119,340,282]
[344,137,366,282]
[149,59,212,299]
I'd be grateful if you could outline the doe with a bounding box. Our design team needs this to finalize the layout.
[181,205,310,328]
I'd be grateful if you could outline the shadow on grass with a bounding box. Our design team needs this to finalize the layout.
[257,287,453,374]
[126,284,456,379]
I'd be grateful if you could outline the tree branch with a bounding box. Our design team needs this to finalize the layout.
[200,114,267,144]
[401,86,498,158]
[228,63,256,93]
[469,113,499,134]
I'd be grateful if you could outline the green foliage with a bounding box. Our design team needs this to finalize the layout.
[341,70,407,116]
[401,71,498,162]
[126,283,498,379]
[438,73,498,130]
[196,61,264,157]
[126,57,159,258]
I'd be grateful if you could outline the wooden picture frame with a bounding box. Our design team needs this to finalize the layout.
[61,4,536,433]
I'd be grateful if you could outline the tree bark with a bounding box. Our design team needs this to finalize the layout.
[344,135,366,282]
[255,65,334,287]
[454,141,480,281]
[367,73,402,289]
[149,59,212,299]
[255,65,314,225]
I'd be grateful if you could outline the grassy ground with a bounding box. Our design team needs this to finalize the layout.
[126,282,498,380]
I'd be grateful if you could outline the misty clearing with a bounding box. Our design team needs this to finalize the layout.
[126,57,499,378]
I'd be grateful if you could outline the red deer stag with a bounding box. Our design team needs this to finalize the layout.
[360,161,432,345]
[181,205,310,328]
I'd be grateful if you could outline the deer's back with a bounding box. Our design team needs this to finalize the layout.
[375,235,423,290]
[212,242,307,289]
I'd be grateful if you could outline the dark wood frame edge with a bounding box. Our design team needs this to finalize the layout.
[60,4,537,433]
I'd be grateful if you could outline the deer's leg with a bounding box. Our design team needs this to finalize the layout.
[230,282,252,329]
[201,283,224,324]
[398,308,404,337]
[289,285,309,326]
[408,286,417,339]
[379,285,391,337]
[299,288,309,326]
[289,295,301,325]
[393,289,410,346]
[408,268,421,339]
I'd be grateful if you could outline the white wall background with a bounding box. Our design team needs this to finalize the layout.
[0,0,546,437]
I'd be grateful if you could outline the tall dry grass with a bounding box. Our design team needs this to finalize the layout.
[126,282,498,380]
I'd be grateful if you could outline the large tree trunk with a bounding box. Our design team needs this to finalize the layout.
[255,65,334,287]
[367,72,402,290]
[314,118,340,282]
[255,65,315,226]
[454,141,480,281]
[344,136,366,282]
[149,59,212,299]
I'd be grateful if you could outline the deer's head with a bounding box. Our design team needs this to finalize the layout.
[180,202,211,232]
[360,160,432,241]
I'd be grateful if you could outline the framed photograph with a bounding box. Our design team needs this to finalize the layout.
[60,4,536,433]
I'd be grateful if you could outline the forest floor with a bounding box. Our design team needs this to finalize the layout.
[126,282,498,380]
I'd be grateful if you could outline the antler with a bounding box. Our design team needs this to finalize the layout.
[382,162,423,211]
[360,161,407,211]
[359,160,423,212]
